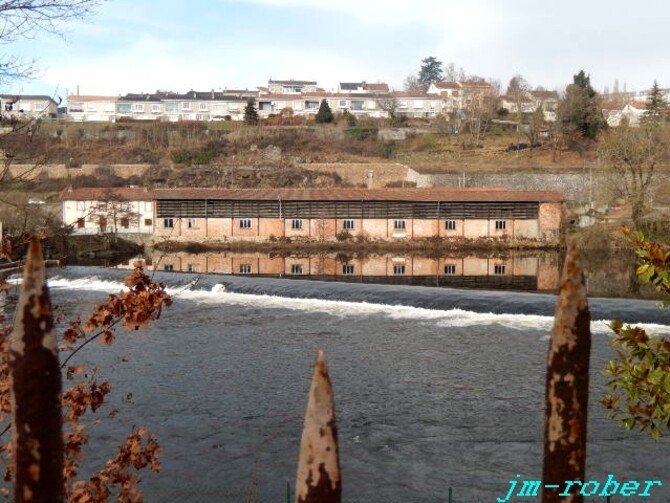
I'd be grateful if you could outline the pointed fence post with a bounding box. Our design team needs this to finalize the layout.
[9,239,64,502]
[542,240,591,503]
[295,351,341,503]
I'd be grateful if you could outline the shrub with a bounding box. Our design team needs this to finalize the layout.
[172,149,216,166]
[345,125,378,141]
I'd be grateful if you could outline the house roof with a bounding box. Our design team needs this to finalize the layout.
[152,187,564,203]
[339,82,362,90]
[0,94,59,104]
[269,80,317,86]
[432,81,461,90]
[67,95,119,102]
[60,187,153,201]
[364,83,390,92]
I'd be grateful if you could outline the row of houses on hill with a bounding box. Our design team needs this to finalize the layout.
[61,186,564,243]
[0,79,556,123]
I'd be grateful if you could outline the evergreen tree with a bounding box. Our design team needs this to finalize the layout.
[417,56,443,91]
[315,99,334,123]
[243,97,258,125]
[558,69,604,140]
[643,80,668,124]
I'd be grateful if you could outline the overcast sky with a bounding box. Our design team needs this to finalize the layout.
[4,0,669,99]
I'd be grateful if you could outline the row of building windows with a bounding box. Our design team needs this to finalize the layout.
[161,218,509,230]
[162,263,508,275]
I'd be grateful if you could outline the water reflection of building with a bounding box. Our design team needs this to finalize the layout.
[122,253,559,292]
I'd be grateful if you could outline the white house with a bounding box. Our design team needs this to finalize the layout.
[60,187,155,235]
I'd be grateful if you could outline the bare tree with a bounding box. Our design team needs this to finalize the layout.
[0,0,105,81]
[86,191,141,234]
[375,93,399,122]
[599,122,670,228]
[403,74,423,93]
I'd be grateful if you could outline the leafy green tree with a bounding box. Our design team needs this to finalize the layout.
[601,229,670,439]
[417,56,443,91]
[558,69,605,140]
[643,80,668,124]
[243,97,259,125]
[315,99,334,124]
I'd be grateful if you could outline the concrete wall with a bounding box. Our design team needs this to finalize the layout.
[298,163,409,188]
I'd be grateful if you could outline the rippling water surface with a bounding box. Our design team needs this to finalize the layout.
[32,267,670,502]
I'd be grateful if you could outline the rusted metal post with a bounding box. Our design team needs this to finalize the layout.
[542,240,591,503]
[9,239,64,502]
[295,351,341,503]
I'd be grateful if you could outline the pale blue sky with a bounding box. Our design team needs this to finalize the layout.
[3,0,669,98]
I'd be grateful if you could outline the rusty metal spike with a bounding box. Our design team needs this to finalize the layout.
[542,239,591,503]
[295,350,341,503]
[10,238,64,502]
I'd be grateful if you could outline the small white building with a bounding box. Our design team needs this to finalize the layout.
[60,187,154,235]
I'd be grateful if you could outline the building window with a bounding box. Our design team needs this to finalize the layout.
[445,220,457,230]
[76,218,85,228]
[187,218,195,229]
[133,103,144,112]
[290,264,303,275]
[163,218,174,228]
[98,202,107,212]
[444,264,456,275]
[164,264,174,272]
[291,219,303,230]
[76,201,86,211]
[342,264,354,275]
[98,216,107,230]
[117,103,131,113]
[351,100,364,110]
[165,102,179,113]
[393,265,406,275]
[151,104,161,113]
[120,217,129,228]
[338,100,347,108]
[144,218,152,226]
[239,264,252,274]
[187,264,197,273]
[394,220,406,230]
[240,218,252,229]
[199,103,208,111]
[495,220,506,230]
[35,103,45,111]
[343,219,355,230]
[494,264,506,275]
[181,102,192,111]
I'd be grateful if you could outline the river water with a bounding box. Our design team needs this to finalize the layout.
[22,266,670,501]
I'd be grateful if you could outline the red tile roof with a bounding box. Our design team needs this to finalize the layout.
[152,187,563,203]
[60,187,153,201]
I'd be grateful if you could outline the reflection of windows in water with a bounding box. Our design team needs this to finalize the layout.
[494,264,506,275]
[393,265,405,275]
[444,264,456,275]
